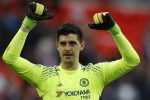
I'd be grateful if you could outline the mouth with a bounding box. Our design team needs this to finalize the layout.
[63,54,73,59]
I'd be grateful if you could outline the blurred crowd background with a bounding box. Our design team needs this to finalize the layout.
[0,0,150,100]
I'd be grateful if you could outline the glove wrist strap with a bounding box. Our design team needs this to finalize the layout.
[21,17,37,30]
[108,23,121,36]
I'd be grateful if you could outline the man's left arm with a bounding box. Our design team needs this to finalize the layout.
[88,12,140,85]
[102,24,140,85]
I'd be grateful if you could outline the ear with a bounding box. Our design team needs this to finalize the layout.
[56,41,59,50]
[80,41,85,51]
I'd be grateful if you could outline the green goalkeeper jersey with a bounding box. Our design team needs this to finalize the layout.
[2,26,140,100]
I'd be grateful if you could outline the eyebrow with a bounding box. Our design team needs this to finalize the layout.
[59,41,78,44]
[69,41,77,43]
[59,40,77,42]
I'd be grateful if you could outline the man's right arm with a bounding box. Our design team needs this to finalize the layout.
[2,2,53,86]
[2,26,43,86]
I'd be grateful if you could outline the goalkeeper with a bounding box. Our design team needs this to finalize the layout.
[2,2,140,100]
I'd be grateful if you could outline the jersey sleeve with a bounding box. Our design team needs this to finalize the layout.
[96,59,128,85]
[2,28,44,87]
[11,57,44,86]
[95,25,140,85]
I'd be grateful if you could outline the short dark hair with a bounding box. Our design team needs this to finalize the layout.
[56,23,83,42]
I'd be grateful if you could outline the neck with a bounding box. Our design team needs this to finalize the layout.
[60,62,80,71]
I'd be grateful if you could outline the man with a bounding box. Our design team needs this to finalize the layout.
[2,2,140,100]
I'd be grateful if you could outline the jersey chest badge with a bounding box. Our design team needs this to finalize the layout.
[80,78,89,87]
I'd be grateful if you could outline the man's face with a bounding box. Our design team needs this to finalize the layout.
[56,34,85,64]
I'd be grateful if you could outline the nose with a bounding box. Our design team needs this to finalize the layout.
[65,43,71,50]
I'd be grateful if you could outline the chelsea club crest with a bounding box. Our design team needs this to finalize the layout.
[80,78,89,87]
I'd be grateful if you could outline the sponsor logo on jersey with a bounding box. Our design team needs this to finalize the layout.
[64,89,90,96]
[56,91,64,97]
[80,78,89,87]
[56,89,91,99]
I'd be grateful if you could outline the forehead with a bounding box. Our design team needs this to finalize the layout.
[58,34,79,42]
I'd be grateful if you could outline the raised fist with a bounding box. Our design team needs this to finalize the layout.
[88,12,115,30]
[26,2,53,21]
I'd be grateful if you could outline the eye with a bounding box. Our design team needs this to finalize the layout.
[69,41,77,46]
[59,42,66,46]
